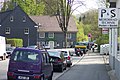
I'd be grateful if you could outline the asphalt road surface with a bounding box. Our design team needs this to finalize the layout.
[56,52,110,80]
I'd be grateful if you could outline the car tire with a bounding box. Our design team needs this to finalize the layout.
[1,56,4,60]
[67,64,71,67]
[48,71,53,80]
[64,65,67,70]
[59,65,63,72]
[7,77,13,80]
[40,76,44,80]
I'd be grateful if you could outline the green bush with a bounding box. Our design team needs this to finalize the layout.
[6,38,23,47]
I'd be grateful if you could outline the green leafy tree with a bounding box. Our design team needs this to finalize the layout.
[80,9,101,41]
[76,21,88,42]
[1,0,45,15]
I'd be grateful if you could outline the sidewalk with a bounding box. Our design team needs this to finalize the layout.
[102,53,118,80]
[56,51,111,80]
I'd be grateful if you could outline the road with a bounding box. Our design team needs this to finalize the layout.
[56,52,110,80]
[0,55,82,80]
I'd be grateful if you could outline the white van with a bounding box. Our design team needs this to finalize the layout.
[0,36,6,60]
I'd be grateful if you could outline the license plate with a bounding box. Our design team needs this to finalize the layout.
[18,76,29,80]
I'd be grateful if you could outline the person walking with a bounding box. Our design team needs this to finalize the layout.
[92,45,95,52]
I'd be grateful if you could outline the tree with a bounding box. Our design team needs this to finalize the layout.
[44,0,85,48]
[80,9,101,41]
[1,0,45,15]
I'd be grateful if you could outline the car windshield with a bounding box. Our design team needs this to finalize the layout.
[11,50,39,62]
[76,42,87,46]
[61,51,68,56]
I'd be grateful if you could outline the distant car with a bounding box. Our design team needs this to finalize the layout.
[75,42,88,56]
[61,49,72,67]
[6,47,15,57]
[7,48,53,80]
[47,49,67,72]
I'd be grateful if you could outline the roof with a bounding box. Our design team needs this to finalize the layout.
[0,5,37,26]
[30,16,78,32]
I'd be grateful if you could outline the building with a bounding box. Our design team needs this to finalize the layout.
[109,0,120,80]
[30,16,78,49]
[0,5,78,48]
[0,5,38,47]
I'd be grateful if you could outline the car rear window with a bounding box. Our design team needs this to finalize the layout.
[11,50,39,62]
[61,51,68,56]
[47,51,60,57]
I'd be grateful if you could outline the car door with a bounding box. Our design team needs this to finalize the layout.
[41,51,53,78]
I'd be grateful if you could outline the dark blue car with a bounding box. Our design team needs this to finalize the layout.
[7,48,53,80]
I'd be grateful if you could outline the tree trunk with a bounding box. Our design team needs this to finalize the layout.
[64,31,67,48]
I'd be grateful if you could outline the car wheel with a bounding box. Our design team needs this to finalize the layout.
[64,65,66,70]
[67,64,71,67]
[1,56,4,60]
[3,53,6,60]
[48,71,53,80]
[59,65,63,72]
[7,77,13,80]
[40,76,44,80]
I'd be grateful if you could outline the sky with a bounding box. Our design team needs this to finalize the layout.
[72,0,102,15]
[0,0,105,14]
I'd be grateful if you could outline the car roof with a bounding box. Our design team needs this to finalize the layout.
[13,47,42,53]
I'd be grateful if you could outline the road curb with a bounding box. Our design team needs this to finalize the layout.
[54,55,85,80]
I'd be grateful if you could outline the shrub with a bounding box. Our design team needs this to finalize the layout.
[6,38,23,47]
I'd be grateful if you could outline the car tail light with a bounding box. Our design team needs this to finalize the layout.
[7,72,16,79]
[67,56,70,60]
[8,72,13,76]
[34,75,40,79]
[57,59,62,62]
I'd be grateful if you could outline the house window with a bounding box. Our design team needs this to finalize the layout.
[40,41,45,47]
[63,41,72,48]
[24,28,29,34]
[5,27,10,34]
[45,41,49,46]
[23,16,26,22]
[10,16,14,22]
[48,32,54,38]
[67,33,71,39]
[39,32,45,38]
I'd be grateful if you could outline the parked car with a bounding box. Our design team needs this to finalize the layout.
[6,47,15,57]
[7,48,53,80]
[47,49,67,72]
[61,49,72,67]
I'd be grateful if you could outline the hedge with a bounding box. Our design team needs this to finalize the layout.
[6,38,23,47]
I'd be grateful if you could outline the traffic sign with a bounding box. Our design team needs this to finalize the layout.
[98,8,118,28]
[102,28,109,34]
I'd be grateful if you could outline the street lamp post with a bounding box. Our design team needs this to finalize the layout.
[34,25,39,45]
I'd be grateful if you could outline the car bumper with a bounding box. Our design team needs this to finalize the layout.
[7,72,42,80]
